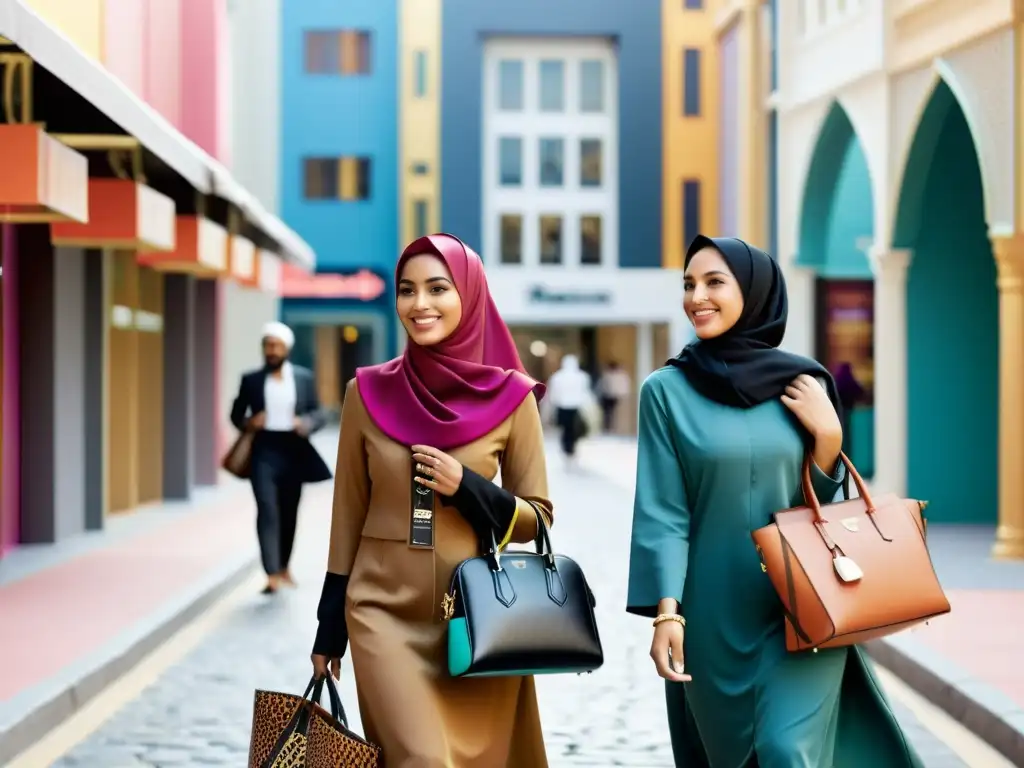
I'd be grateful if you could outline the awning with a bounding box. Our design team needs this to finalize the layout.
[0,0,315,272]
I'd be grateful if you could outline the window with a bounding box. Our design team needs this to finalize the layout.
[413,200,429,239]
[683,48,701,116]
[580,139,602,188]
[499,137,523,186]
[539,138,564,187]
[304,30,372,75]
[498,60,524,111]
[539,215,563,265]
[539,60,565,112]
[579,60,604,112]
[684,0,703,8]
[303,157,371,200]
[500,215,523,264]
[683,179,701,251]
[410,162,430,175]
[580,215,602,265]
[414,50,428,97]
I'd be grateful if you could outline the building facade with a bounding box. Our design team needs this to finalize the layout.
[663,0,721,270]
[773,0,1024,556]
[278,0,400,415]
[441,0,691,432]
[0,0,312,557]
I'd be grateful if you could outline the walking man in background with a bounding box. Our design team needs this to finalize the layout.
[230,322,333,594]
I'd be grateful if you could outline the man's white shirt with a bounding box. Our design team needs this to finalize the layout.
[264,362,297,432]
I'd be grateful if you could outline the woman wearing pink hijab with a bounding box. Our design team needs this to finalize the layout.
[310,234,553,766]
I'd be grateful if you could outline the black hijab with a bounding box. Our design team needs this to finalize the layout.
[669,235,842,418]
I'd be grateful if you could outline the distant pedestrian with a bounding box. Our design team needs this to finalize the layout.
[597,360,631,433]
[230,322,332,594]
[546,354,594,464]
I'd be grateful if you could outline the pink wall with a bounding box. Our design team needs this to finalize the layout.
[100,0,233,159]
[103,0,146,98]
[180,0,231,162]
[143,0,183,129]
[1,225,20,555]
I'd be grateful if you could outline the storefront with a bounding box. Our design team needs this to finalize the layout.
[814,279,875,475]
[488,267,689,434]
[280,265,395,413]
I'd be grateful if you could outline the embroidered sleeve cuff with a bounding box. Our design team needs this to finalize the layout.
[312,572,349,658]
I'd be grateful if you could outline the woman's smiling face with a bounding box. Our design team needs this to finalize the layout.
[396,253,463,346]
[683,247,745,340]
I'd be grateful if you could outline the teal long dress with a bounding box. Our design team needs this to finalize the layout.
[626,367,923,768]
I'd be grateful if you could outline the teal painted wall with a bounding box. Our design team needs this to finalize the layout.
[903,87,997,524]
[817,140,873,279]
[798,103,876,476]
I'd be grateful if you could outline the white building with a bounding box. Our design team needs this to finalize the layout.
[478,37,690,432]
[220,0,285,445]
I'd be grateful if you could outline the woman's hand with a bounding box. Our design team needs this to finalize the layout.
[311,652,340,681]
[781,375,842,442]
[651,619,692,683]
[781,374,843,474]
[411,445,464,496]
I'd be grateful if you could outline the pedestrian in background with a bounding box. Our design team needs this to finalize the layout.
[626,236,922,767]
[310,234,553,767]
[230,322,332,595]
[546,353,594,465]
[597,360,631,433]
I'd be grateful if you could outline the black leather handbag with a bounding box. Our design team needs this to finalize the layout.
[443,506,604,678]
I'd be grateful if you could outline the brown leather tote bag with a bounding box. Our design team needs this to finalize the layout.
[751,453,951,653]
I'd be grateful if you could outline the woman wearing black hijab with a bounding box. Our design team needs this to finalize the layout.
[626,236,922,767]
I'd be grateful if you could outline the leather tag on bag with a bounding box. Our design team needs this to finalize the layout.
[409,464,435,550]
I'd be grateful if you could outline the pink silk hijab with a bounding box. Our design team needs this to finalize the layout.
[355,234,544,450]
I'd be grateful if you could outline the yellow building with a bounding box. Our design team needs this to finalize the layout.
[663,0,721,267]
[708,0,771,247]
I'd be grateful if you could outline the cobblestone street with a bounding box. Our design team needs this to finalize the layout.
[46,435,973,767]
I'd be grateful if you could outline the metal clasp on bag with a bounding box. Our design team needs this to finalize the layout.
[441,589,456,621]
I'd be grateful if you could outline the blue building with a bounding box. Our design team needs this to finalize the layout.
[279,0,400,408]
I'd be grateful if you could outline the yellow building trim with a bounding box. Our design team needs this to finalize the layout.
[662,0,720,268]
[22,0,105,60]
[399,0,442,249]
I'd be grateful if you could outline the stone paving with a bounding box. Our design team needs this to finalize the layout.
[51,435,968,767]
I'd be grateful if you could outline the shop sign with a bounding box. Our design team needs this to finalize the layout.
[280,264,387,301]
[526,285,613,305]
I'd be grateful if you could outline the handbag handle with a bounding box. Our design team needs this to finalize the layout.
[263,675,349,767]
[484,499,557,572]
[800,452,874,523]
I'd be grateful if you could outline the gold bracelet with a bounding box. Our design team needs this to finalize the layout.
[653,613,686,628]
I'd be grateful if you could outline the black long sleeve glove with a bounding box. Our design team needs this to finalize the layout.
[312,572,349,658]
[442,466,518,545]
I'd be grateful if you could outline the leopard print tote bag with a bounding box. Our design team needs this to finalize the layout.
[249,675,381,768]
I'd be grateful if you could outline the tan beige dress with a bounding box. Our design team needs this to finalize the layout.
[326,379,553,768]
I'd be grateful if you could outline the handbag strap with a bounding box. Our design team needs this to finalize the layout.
[800,452,873,522]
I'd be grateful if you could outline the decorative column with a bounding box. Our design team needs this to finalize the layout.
[869,246,912,497]
[992,235,1024,559]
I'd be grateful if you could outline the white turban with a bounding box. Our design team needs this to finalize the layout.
[262,321,295,350]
